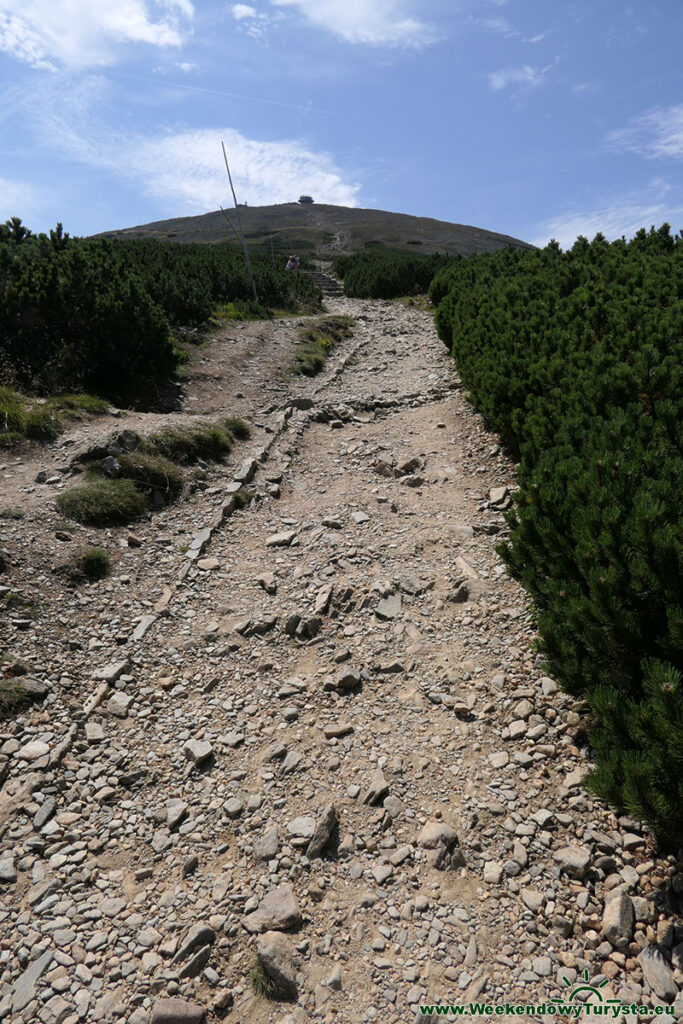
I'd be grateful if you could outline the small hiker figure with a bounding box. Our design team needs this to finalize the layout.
[285,254,300,271]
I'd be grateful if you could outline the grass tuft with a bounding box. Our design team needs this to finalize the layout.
[0,592,39,618]
[115,452,184,500]
[0,388,62,445]
[143,422,235,464]
[290,315,355,377]
[0,508,24,520]
[77,547,111,581]
[57,478,148,526]
[51,394,110,415]
[249,960,276,1000]
[0,680,31,720]
[222,417,250,440]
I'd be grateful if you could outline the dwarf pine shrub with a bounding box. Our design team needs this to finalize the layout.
[433,224,683,845]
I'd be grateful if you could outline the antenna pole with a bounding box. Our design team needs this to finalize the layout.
[268,222,275,267]
[221,140,258,304]
[218,204,244,248]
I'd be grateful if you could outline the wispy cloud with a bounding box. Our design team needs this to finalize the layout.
[270,0,438,48]
[478,16,515,36]
[489,64,547,92]
[231,3,257,18]
[31,76,360,212]
[532,181,683,249]
[0,0,194,69]
[0,175,41,221]
[607,104,683,160]
[572,81,599,96]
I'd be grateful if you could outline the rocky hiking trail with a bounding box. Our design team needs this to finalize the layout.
[1,284,682,1024]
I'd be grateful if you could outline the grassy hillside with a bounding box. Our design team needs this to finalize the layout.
[96,203,533,258]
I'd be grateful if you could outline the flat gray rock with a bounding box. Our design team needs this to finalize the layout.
[307,802,338,858]
[257,931,298,998]
[602,891,635,948]
[12,950,54,1012]
[638,946,677,1002]
[151,998,205,1024]
[183,739,213,765]
[253,827,280,862]
[266,530,297,547]
[172,923,216,965]
[553,845,591,879]
[375,594,401,620]
[287,815,316,838]
[0,858,16,883]
[243,883,302,934]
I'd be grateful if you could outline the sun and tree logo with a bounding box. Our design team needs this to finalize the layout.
[551,970,622,1016]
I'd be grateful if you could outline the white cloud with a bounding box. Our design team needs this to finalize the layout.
[489,64,546,91]
[231,3,257,18]
[531,181,683,249]
[31,80,360,211]
[572,81,599,96]
[607,105,683,160]
[270,0,438,48]
[229,2,277,39]
[0,176,40,221]
[122,129,361,209]
[0,0,194,69]
[479,16,515,35]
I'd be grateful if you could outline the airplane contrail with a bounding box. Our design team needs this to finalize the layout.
[111,72,331,115]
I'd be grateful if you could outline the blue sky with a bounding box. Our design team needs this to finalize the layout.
[1,0,682,246]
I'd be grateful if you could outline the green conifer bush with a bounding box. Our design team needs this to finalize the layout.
[334,249,450,299]
[0,220,322,405]
[432,224,683,845]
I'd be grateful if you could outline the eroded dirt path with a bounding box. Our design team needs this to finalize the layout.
[1,293,680,1024]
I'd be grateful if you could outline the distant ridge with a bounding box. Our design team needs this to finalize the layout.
[97,202,533,258]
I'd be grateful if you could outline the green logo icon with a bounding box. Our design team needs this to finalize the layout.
[553,970,622,1012]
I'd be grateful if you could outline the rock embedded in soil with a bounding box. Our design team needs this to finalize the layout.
[601,891,635,948]
[257,931,299,998]
[553,845,592,879]
[173,923,216,964]
[243,884,302,934]
[183,739,213,766]
[307,802,338,858]
[151,998,206,1024]
[266,529,297,547]
[638,947,678,1002]
[362,768,389,806]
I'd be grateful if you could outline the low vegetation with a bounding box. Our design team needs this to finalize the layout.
[111,453,183,501]
[290,315,355,376]
[56,417,250,526]
[143,419,247,464]
[70,547,111,582]
[432,224,683,846]
[0,387,62,446]
[0,679,32,720]
[51,394,110,415]
[0,591,39,620]
[0,218,322,406]
[334,249,451,299]
[57,478,148,527]
[249,960,276,1000]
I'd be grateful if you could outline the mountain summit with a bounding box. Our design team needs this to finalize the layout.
[98,202,533,257]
